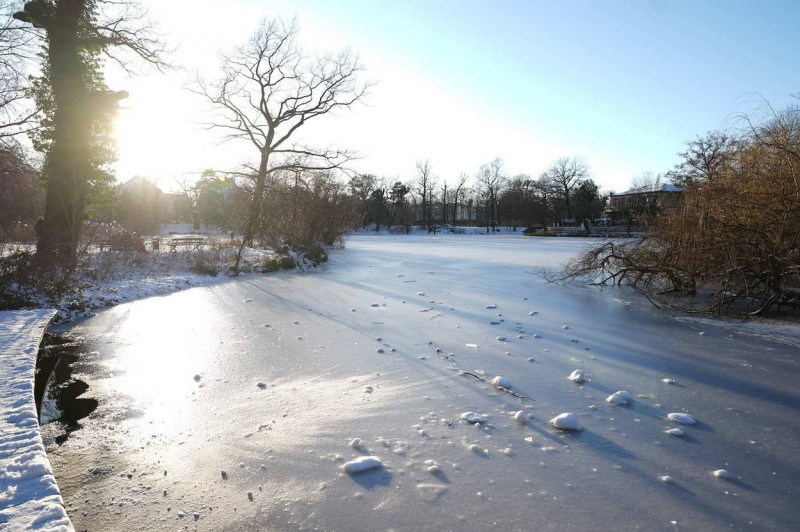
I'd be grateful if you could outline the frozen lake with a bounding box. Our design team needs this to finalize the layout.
[47,233,800,531]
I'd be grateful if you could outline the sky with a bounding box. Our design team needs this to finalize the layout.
[109,0,800,193]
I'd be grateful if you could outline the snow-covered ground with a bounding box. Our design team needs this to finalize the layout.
[6,244,285,323]
[40,233,800,531]
[0,309,72,531]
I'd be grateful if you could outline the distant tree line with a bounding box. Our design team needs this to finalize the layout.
[351,156,604,233]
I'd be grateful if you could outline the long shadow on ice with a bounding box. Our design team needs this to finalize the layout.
[347,468,393,490]
[573,430,636,460]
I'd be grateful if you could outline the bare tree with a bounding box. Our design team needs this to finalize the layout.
[0,1,36,145]
[666,131,737,188]
[414,160,437,231]
[195,18,367,272]
[476,158,505,232]
[545,157,589,220]
[630,170,663,190]
[450,172,468,226]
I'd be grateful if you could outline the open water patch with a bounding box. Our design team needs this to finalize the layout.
[36,333,98,445]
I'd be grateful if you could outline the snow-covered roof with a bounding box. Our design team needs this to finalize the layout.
[613,183,683,195]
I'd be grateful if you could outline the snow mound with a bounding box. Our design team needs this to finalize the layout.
[568,369,585,383]
[550,413,583,431]
[460,412,486,424]
[662,378,676,384]
[349,438,362,449]
[667,413,696,425]
[659,475,672,483]
[496,336,507,342]
[342,456,384,474]
[665,428,685,437]
[491,376,511,389]
[512,411,527,424]
[606,391,634,406]
[713,469,733,479]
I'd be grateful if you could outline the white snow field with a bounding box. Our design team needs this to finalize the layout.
[0,310,73,531]
[43,233,800,531]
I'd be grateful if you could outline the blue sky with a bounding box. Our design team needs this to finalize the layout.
[116,0,799,192]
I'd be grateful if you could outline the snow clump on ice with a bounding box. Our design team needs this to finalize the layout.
[568,369,585,383]
[460,412,486,424]
[349,438,362,449]
[512,411,527,424]
[342,456,384,474]
[713,469,733,479]
[550,413,583,431]
[606,391,634,406]
[491,376,511,389]
[667,413,696,425]
[665,428,685,437]
[662,378,676,384]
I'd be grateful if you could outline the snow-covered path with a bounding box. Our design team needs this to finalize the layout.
[47,234,800,530]
[0,309,72,531]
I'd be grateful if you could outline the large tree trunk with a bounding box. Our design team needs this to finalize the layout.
[234,150,269,272]
[34,0,89,269]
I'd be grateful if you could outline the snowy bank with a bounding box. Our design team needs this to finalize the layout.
[0,310,73,531]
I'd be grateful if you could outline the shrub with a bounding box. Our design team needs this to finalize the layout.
[552,102,800,316]
[261,257,281,272]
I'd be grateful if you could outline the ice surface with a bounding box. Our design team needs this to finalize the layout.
[550,413,583,431]
[342,456,384,474]
[45,234,800,531]
[667,413,696,425]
